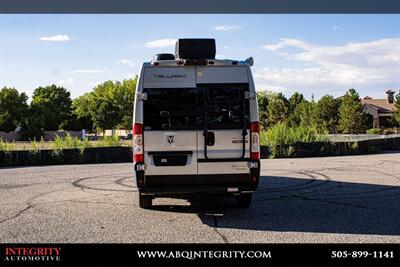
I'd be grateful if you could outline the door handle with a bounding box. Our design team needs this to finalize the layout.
[206,132,215,146]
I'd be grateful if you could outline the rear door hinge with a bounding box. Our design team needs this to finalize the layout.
[137,92,147,101]
[245,91,256,100]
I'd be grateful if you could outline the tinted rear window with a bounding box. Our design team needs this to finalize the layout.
[143,85,249,131]
[198,86,249,129]
[143,88,198,130]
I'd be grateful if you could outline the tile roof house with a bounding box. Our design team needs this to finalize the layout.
[361,90,396,128]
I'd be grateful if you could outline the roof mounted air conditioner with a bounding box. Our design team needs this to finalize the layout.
[153,53,175,61]
[175,38,216,60]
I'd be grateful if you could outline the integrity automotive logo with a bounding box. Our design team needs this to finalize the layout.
[2,246,62,263]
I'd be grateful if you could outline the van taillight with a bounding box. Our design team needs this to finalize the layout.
[133,123,144,162]
[250,122,260,160]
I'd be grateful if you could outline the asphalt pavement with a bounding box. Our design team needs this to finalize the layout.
[0,153,399,243]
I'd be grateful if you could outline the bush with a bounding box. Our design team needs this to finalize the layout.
[97,135,121,147]
[263,123,326,146]
[54,134,82,150]
[53,134,121,149]
[261,123,328,158]
[0,138,15,152]
[366,128,383,134]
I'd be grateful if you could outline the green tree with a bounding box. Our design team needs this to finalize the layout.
[393,90,400,126]
[0,87,28,132]
[315,95,339,133]
[117,78,137,129]
[92,100,120,131]
[71,93,94,130]
[88,77,137,131]
[299,101,316,127]
[286,92,307,127]
[88,81,119,131]
[30,85,73,131]
[267,92,288,126]
[257,91,269,129]
[19,109,44,140]
[338,88,366,134]
[287,100,316,128]
[288,92,305,114]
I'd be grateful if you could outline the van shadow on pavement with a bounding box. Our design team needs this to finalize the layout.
[150,175,400,236]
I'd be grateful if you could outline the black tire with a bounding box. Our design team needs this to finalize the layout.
[139,194,152,209]
[236,193,252,208]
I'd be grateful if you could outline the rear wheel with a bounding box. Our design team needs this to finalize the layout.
[139,194,152,209]
[236,193,252,208]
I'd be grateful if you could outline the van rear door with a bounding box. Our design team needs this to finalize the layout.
[196,66,251,183]
[142,67,198,185]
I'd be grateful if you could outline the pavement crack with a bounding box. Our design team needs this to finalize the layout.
[0,205,32,224]
[211,216,229,244]
[72,176,137,193]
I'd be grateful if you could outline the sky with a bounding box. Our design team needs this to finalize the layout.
[0,14,399,100]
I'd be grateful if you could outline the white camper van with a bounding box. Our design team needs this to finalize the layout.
[133,39,260,209]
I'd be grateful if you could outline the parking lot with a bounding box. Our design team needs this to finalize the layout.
[0,153,399,243]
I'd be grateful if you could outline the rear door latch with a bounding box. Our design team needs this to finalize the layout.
[205,132,215,146]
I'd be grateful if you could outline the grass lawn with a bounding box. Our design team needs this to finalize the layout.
[0,138,132,151]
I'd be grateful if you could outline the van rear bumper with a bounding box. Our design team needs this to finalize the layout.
[134,160,260,194]
[139,184,255,195]
[137,173,259,195]
[145,174,252,186]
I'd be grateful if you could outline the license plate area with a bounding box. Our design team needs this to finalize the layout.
[149,151,192,167]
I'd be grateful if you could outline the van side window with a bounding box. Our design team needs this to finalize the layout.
[143,88,198,130]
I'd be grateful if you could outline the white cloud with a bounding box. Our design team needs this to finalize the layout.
[262,38,311,51]
[57,78,74,86]
[73,69,105,73]
[40,34,70,42]
[145,39,176,48]
[117,59,136,67]
[257,37,400,94]
[213,25,241,31]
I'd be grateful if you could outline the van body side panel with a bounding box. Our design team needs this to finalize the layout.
[246,66,260,122]
[133,63,147,124]
[143,66,196,88]
[197,129,250,159]
[196,66,248,84]
[144,131,197,176]
[198,161,249,175]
